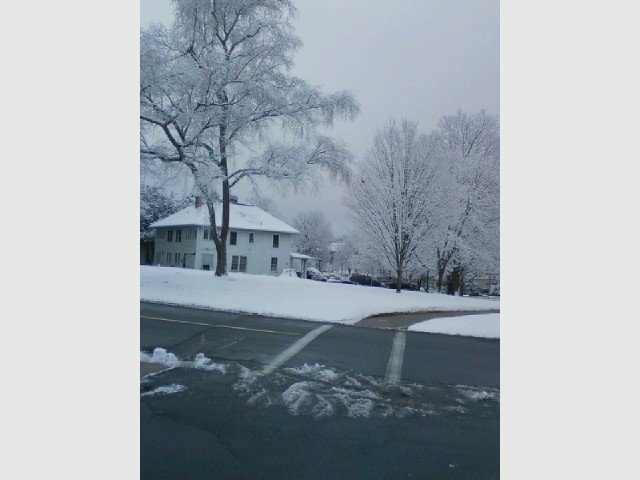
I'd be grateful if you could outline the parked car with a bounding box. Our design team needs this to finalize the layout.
[385,280,419,291]
[305,267,327,281]
[349,274,382,287]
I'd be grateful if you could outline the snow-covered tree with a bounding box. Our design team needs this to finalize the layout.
[140,0,359,275]
[140,186,194,264]
[291,210,333,265]
[425,110,500,291]
[249,192,282,219]
[346,120,441,293]
[140,186,194,241]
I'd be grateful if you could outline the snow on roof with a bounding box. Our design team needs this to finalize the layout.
[150,203,299,234]
[290,252,316,260]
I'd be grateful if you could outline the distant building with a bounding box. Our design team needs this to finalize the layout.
[471,272,499,291]
[150,197,299,275]
[328,242,343,265]
[289,252,318,277]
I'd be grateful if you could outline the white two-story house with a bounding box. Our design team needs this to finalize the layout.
[150,197,299,275]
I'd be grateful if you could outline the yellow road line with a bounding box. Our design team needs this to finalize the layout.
[140,315,302,336]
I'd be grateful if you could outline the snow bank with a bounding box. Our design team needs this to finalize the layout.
[408,313,500,339]
[140,266,498,324]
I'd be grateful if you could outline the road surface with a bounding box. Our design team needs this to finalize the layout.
[140,302,500,479]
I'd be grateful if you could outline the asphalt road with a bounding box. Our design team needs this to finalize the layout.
[140,302,500,479]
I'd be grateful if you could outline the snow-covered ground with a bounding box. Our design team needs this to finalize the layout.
[408,313,500,339]
[140,266,499,324]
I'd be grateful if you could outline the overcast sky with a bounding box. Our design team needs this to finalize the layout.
[140,0,499,236]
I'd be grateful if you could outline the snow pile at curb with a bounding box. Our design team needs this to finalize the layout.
[140,348,180,368]
[141,266,499,324]
[408,313,500,338]
[140,348,228,373]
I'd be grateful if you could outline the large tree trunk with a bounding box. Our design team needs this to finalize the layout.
[436,248,454,293]
[144,241,154,265]
[396,267,402,293]
[214,96,231,277]
[436,261,446,292]
[215,241,227,277]
[217,176,230,276]
[208,206,227,277]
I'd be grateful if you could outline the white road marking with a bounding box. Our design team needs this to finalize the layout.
[260,324,333,376]
[385,331,407,384]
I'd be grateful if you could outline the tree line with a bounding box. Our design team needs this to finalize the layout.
[345,112,499,293]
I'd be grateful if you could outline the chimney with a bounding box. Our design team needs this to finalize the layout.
[230,195,238,204]
[195,196,203,208]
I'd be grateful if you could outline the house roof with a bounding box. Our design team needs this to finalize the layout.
[290,252,317,260]
[150,203,299,234]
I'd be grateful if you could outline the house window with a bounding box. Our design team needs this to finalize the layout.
[271,257,278,272]
[230,231,237,245]
[231,255,247,272]
[204,229,209,240]
[158,230,165,239]
[249,233,254,243]
[167,230,173,242]
[175,253,180,265]
[159,251,164,263]
[176,229,182,243]
[272,234,279,248]
[186,229,195,240]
